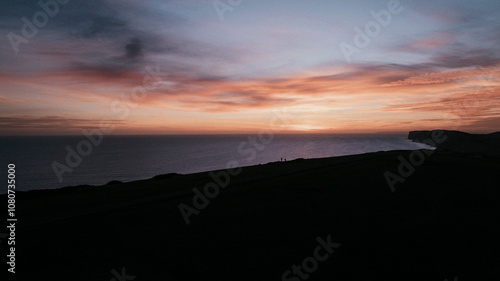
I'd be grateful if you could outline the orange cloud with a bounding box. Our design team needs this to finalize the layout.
[1,63,499,134]
[383,67,496,87]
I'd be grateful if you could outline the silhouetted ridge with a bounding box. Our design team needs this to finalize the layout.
[409,130,500,156]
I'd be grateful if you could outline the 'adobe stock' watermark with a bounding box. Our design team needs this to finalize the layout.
[384,130,447,192]
[51,64,169,183]
[7,0,71,54]
[282,235,340,281]
[213,0,243,21]
[385,77,494,192]
[109,267,135,281]
[178,107,294,225]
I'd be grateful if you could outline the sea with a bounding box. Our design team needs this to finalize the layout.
[0,134,434,193]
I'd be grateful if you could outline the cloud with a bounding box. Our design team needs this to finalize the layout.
[383,85,500,130]
[391,1,500,70]
[394,32,456,53]
[0,95,24,104]
[383,67,498,87]
[0,0,188,74]
[1,0,499,134]
[463,116,500,132]
[0,115,126,135]
[125,38,143,59]
[430,49,500,69]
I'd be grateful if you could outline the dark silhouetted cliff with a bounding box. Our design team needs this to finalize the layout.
[409,130,500,156]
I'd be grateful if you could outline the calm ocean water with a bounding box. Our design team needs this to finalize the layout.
[0,134,433,192]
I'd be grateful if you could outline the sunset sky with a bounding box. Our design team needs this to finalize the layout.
[0,0,499,135]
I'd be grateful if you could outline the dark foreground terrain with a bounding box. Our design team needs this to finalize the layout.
[2,140,500,280]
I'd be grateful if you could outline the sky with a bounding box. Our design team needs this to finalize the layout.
[0,0,499,135]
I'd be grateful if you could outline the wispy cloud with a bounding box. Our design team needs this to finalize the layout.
[1,0,499,134]
[0,115,126,135]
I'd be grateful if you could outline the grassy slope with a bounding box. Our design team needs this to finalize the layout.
[2,150,500,281]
